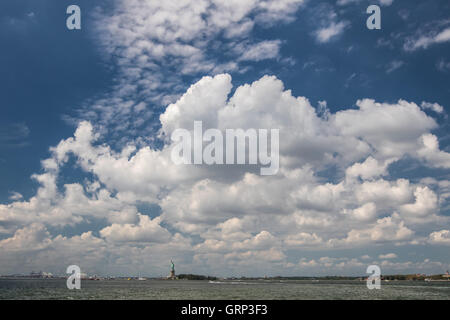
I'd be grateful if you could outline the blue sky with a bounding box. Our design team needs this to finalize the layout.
[0,0,113,202]
[0,0,449,277]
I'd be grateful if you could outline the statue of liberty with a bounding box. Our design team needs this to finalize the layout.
[169,260,176,279]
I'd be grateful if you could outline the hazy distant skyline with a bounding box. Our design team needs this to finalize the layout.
[0,0,449,277]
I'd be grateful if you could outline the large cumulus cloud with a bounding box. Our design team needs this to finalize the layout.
[1,73,449,276]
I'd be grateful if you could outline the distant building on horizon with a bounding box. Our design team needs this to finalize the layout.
[30,271,53,278]
[443,270,450,279]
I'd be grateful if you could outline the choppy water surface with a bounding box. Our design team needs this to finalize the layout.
[0,278,449,300]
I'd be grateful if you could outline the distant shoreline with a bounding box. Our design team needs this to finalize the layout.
[1,274,449,282]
